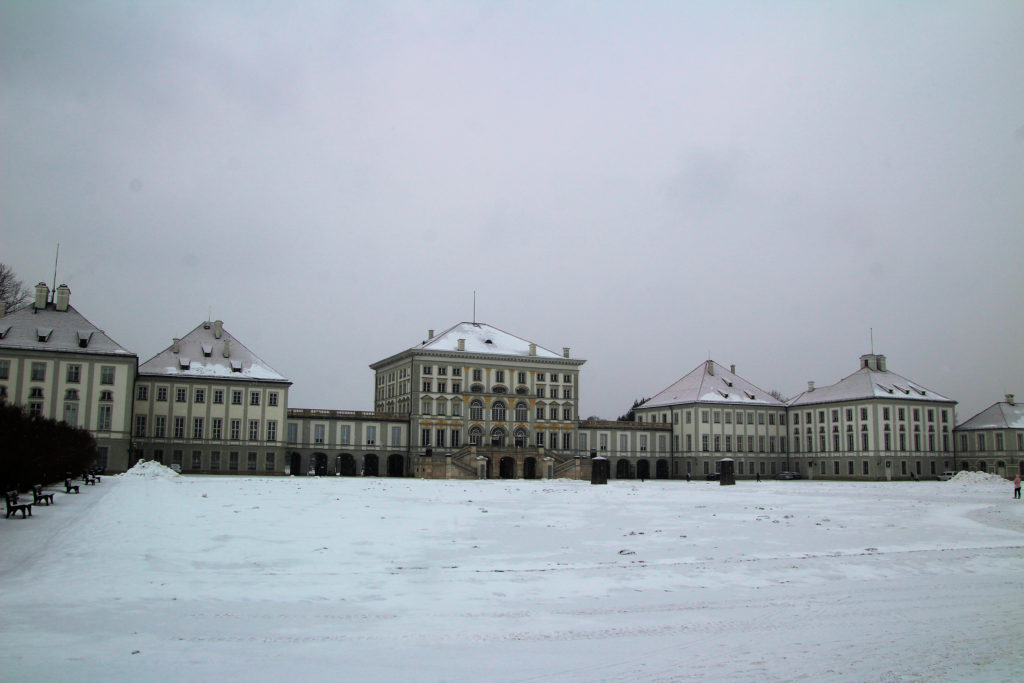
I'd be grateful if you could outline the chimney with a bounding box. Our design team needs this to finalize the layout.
[706,360,714,376]
[529,343,536,356]
[457,338,465,351]
[214,320,223,339]
[172,338,180,353]
[54,284,70,312]
[808,381,815,392]
[877,355,886,372]
[34,282,49,310]
[730,364,736,374]
[563,347,570,359]
[428,329,434,340]
[1007,394,1016,406]
[223,340,231,358]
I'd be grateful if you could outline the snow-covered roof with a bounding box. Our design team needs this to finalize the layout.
[0,303,135,357]
[639,360,786,409]
[139,321,289,383]
[788,358,954,407]
[956,401,1024,431]
[415,322,563,358]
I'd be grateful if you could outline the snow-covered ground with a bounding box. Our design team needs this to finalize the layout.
[2,465,1023,682]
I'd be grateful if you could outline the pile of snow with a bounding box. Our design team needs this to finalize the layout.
[949,470,1007,485]
[119,460,180,479]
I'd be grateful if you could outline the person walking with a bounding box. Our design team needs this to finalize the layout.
[1014,472,1021,499]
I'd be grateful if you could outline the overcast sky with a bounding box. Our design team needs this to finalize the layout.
[2,1,1022,421]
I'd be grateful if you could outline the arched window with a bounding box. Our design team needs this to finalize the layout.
[469,426,482,445]
[492,401,506,422]
[470,400,483,421]
[515,402,528,422]
[421,398,432,415]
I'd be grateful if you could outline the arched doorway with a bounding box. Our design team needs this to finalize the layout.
[655,459,669,479]
[289,452,301,475]
[978,461,987,473]
[996,461,1006,477]
[313,453,328,476]
[387,454,404,477]
[636,459,650,480]
[616,459,631,479]
[499,457,516,479]
[514,427,528,448]
[363,454,379,476]
[523,457,537,479]
[338,454,356,476]
[491,427,507,448]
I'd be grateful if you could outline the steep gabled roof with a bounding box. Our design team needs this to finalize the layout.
[639,360,785,409]
[788,363,954,407]
[414,322,563,358]
[0,303,134,357]
[957,401,1024,430]
[139,321,288,383]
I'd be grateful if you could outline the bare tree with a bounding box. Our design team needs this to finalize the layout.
[0,263,31,312]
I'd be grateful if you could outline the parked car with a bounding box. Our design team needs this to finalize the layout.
[937,471,956,481]
[775,471,802,480]
[705,472,720,481]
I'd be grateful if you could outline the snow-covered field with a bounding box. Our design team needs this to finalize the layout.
[2,465,1023,682]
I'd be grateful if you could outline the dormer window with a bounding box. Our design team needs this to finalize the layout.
[201,343,213,358]
[36,327,53,342]
[231,360,242,373]
[77,330,93,348]
[178,358,191,370]
[0,324,11,339]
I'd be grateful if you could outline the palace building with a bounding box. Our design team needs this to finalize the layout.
[2,278,1019,480]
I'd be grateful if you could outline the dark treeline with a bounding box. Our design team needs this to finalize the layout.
[0,402,98,492]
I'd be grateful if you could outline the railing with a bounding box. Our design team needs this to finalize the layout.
[287,408,409,420]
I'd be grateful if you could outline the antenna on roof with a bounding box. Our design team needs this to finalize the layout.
[473,290,476,324]
[870,327,874,354]
[51,242,60,301]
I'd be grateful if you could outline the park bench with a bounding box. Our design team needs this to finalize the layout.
[5,490,33,518]
[82,472,97,485]
[65,478,80,494]
[32,485,55,506]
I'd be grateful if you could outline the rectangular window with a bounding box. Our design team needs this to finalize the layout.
[265,453,275,472]
[173,416,185,438]
[213,389,224,404]
[423,381,432,392]
[212,418,223,439]
[769,413,776,426]
[229,452,239,470]
[537,387,545,398]
[701,435,709,452]
[175,387,187,402]
[340,425,351,444]
[266,421,277,442]
[249,391,260,406]
[713,411,720,424]
[97,405,114,430]
[192,417,204,439]
[194,388,205,404]
[422,428,431,446]
[99,366,115,385]
[451,429,461,448]
[495,370,505,383]
[758,413,765,425]
[367,426,377,445]
[191,451,202,470]
[136,385,148,400]
[232,390,242,405]
[423,365,432,375]
[172,450,183,466]
[287,422,298,443]
[563,406,572,420]
[230,419,241,440]
[63,402,78,426]
[135,415,147,437]
[66,364,81,383]
[437,382,446,393]
[435,428,445,447]
[314,424,325,444]
[996,433,1005,450]
[31,362,46,381]
[0,359,8,379]
[247,452,257,471]
[268,392,279,407]
[210,451,220,471]
[725,435,732,452]
[549,433,557,449]
[452,382,461,393]
[154,415,166,438]
[156,386,168,402]
[686,434,692,451]
[579,433,588,452]
[472,369,482,381]
[247,420,259,441]
[391,426,401,446]
[977,434,986,451]
[701,410,708,423]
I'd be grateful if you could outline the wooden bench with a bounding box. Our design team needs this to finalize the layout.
[32,485,55,505]
[65,478,80,494]
[82,472,97,485]
[5,491,33,518]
